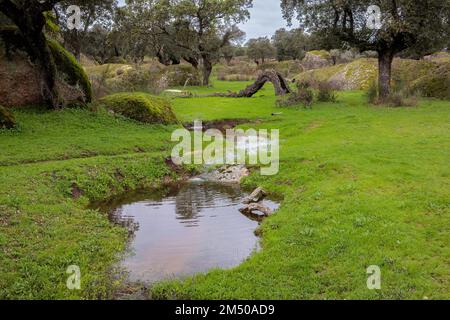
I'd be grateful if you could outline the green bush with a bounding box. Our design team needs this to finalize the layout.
[97,92,177,124]
[47,38,92,103]
[0,105,16,129]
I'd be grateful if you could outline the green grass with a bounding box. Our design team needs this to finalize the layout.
[0,108,177,166]
[156,91,450,300]
[0,82,449,299]
[0,110,179,299]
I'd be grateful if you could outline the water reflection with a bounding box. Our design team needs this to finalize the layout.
[96,181,279,283]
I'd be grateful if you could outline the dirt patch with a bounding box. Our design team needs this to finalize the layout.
[71,183,84,199]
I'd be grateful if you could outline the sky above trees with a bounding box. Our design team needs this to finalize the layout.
[237,0,296,40]
[117,0,296,40]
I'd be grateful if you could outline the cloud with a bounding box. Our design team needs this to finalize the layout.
[238,0,297,41]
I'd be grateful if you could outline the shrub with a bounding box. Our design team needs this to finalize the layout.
[216,62,257,81]
[167,64,201,86]
[366,81,378,104]
[121,67,164,92]
[317,81,337,102]
[47,39,92,103]
[385,91,418,108]
[105,56,128,64]
[90,64,113,99]
[97,92,178,124]
[88,63,168,98]
[0,105,16,129]
[367,81,417,107]
[277,81,314,108]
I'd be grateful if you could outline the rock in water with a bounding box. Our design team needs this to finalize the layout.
[200,165,249,183]
[242,187,267,204]
[239,203,273,217]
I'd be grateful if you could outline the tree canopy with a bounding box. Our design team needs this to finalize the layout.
[281,0,450,99]
[246,37,276,64]
[272,28,307,61]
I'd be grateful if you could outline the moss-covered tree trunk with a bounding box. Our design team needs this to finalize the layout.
[0,0,60,108]
[202,55,213,86]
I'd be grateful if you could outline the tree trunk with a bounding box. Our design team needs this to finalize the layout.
[378,50,394,100]
[1,2,60,108]
[21,29,59,108]
[73,34,81,62]
[202,56,212,86]
[184,56,199,69]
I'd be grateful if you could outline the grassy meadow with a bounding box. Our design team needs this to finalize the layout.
[0,79,449,299]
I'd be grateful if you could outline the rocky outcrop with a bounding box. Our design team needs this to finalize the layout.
[0,39,91,108]
[96,92,177,124]
[296,56,450,98]
[239,202,273,218]
[301,51,333,70]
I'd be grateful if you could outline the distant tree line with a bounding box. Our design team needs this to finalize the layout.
[0,0,448,107]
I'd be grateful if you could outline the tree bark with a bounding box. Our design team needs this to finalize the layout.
[0,1,60,108]
[70,30,81,62]
[378,50,395,100]
[183,56,199,69]
[202,56,212,86]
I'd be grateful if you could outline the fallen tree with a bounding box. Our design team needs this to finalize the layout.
[211,69,292,97]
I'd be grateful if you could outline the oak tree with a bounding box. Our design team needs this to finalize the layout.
[281,0,450,99]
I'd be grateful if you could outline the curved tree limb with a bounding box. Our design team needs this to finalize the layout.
[210,70,292,98]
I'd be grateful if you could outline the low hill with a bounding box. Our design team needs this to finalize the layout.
[297,54,450,99]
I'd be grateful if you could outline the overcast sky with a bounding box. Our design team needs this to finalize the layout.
[238,0,295,41]
[117,0,296,41]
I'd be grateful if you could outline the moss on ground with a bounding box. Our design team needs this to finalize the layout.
[97,92,178,124]
[47,38,92,103]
